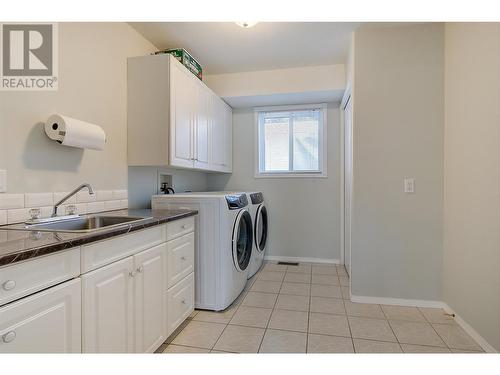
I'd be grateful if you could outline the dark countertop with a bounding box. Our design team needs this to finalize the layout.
[0,208,197,268]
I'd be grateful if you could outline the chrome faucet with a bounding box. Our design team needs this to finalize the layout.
[52,183,94,217]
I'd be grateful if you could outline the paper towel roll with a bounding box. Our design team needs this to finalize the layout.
[44,114,106,151]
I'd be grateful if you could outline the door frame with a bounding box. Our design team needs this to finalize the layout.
[340,84,352,270]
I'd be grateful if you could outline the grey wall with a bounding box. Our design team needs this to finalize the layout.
[208,103,341,262]
[351,24,444,301]
[0,23,155,193]
[443,23,500,351]
[128,167,209,209]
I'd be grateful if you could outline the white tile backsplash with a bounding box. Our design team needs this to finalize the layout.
[112,190,128,200]
[0,194,25,209]
[77,191,96,203]
[96,190,114,201]
[53,192,77,204]
[0,210,6,225]
[25,192,54,207]
[0,190,128,224]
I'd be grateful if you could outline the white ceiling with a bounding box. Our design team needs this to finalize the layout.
[130,22,360,75]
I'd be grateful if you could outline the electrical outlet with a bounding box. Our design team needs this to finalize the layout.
[0,170,6,193]
[404,178,415,194]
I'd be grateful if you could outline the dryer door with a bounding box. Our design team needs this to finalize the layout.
[232,210,253,272]
[255,204,268,253]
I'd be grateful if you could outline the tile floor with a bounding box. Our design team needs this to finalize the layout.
[156,262,484,354]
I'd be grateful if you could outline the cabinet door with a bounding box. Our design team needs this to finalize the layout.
[133,243,167,353]
[223,101,233,172]
[82,257,134,353]
[0,278,81,353]
[194,84,210,170]
[170,60,195,168]
[210,96,227,171]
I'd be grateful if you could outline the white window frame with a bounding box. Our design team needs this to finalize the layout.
[254,103,327,178]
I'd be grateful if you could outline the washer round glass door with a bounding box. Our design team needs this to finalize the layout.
[232,210,253,272]
[255,204,268,252]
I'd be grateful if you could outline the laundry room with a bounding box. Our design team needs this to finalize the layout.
[0,1,499,374]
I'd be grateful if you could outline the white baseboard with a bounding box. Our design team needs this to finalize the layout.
[350,294,445,308]
[441,303,498,353]
[264,255,340,265]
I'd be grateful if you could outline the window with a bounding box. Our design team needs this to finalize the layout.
[255,104,327,178]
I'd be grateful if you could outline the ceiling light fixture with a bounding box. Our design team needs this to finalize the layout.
[236,22,258,28]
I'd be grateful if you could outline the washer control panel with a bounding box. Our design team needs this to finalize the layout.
[226,194,248,210]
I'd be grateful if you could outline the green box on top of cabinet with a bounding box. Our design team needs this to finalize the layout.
[154,48,203,80]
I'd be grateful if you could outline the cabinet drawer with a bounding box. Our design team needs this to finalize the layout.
[167,217,194,241]
[166,273,194,336]
[0,248,80,307]
[0,278,81,353]
[167,232,194,289]
[81,225,167,273]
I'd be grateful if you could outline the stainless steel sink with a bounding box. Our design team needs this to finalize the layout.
[25,215,149,233]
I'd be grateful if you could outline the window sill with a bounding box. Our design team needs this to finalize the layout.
[254,172,328,179]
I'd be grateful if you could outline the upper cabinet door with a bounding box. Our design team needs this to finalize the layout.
[210,96,228,171]
[223,101,233,172]
[194,83,210,170]
[170,60,195,168]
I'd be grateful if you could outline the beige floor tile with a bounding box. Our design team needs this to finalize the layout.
[390,321,446,347]
[242,291,278,308]
[309,312,351,337]
[307,334,354,353]
[381,305,426,322]
[210,350,234,353]
[229,306,272,328]
[193,305,238,324]
[284,272,311,283]
[338,276,350,286]
[344,301,385,319]
[341,286,350,299]
[263,263,287,272]
[419,307,455,324]
[286,264,312,274]
[268,309,309,332]
[312,264,337,275]
[312,274,340,285]
[163,344,211,353]
[258,271,285,282]
[353,339,402,353]
[280,282,310,296]
[213,325,265,353]
[348,317,397,342]
[275,294,310,311]
[310,296,346,315]
[311,284,342,298]
[401,344,451,353]
[259,329,307,353]
[251,280,282,294]
[232,291,247,305]
[172,321,226,349]
[189,310,199,318]
[336,267,348,277]
[433,323,482,351]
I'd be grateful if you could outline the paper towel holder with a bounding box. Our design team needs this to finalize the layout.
[44,114,106,151]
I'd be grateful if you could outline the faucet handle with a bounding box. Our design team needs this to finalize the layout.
[65,205,77,215]
[28,208,41,220]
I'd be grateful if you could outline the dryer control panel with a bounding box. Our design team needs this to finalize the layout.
[226,194,248,210]
[250,192,264,204]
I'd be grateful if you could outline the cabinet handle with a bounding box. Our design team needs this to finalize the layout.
[129,270,136,278]
[2,331,16,343]
[181,256,186,261]
[2,280,16,291]
[136,266,144,273]
[181,224,187,229]
[181,299,186,305]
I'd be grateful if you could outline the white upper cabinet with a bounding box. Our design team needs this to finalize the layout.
[128,54,232,173]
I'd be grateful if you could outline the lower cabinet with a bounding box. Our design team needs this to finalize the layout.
[166,273,194,336]
[0,278,81,353]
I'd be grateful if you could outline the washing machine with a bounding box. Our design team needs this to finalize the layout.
[152,192,253,311]
[247,192,269,278]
